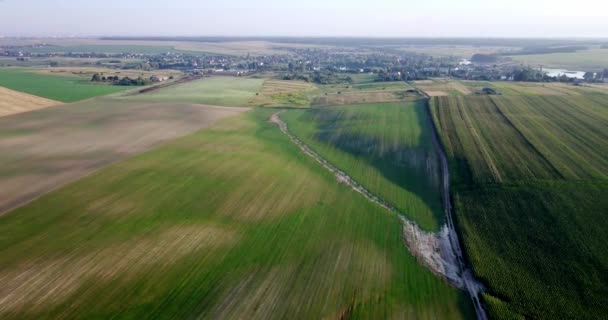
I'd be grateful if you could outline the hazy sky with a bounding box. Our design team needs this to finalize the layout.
[0,0,607,38]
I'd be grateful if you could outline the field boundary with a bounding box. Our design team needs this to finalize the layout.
[488,97,565,179]
[422,100,488,320]
[455,98,503,182]
[128,75,203,95]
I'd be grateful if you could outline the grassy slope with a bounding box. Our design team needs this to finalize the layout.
[283,102,443,231]
[430,95,608,320]
[0,110,472,319]
[0,68,131,102]
[133,77,264,107]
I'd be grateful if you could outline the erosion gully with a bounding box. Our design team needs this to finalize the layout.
[270,107,488,320]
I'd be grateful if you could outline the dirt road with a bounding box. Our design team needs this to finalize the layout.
[425,105,488,320]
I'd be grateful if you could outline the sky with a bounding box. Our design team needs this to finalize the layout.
[0,0,607,38]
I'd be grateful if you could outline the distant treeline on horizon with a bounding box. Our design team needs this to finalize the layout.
[99,36,608,47]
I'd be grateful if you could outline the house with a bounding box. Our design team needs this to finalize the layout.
[149,75,169,82]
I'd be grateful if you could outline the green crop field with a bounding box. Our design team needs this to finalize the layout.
[282,102,443,231]
[0,109,472,319]
[133,77,264,107]
[430,94,608,319]
[0,68,131,102]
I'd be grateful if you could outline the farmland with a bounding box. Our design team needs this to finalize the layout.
[507,48,608,70]
[0,56,146,69]
[24,44,192,55]
[412,79,471,97]
[0,68,132,102]
[414,79,608,97]
[0,38,333,56]
[0,109,473,319]
[0,97,246,215]
[35,66,181,80]
[250,79,316,107]
[282,102,443,231]
[430,94,608,319]
[0,86,60,117]
[1,33,607,320]
[132,76,264,107]
[395,45,511,58]
[311,89,419,106]
[130,74,417,109]
[249,76,420,108]
[461,80,608,96]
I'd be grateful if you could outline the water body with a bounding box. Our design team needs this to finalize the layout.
[539,68,588,79]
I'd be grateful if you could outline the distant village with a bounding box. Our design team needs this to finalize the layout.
[2,43,607,85]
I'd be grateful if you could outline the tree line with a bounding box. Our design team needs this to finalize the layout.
[91,73,152,86]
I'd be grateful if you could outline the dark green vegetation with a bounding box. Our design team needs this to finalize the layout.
[430,94,608,319]
[0,68,131,102]
[283,102,443,231]
[0,110,472,319]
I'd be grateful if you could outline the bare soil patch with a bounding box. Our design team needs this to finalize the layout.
[0,86,61,117]
[414,79,472,97]
[424,91,449,97]
[0,100,247,215]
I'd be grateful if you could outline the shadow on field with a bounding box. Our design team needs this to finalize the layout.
[309,107,444,223]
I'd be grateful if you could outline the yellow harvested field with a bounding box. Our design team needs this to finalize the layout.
[250,80,316,107]
[575,83,608,94]
[259,80,315,95]
[0,86,61,117]
[413,79,471,96]
[425,91,449,96]
[313,90,418,106]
